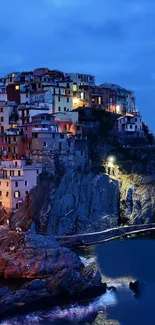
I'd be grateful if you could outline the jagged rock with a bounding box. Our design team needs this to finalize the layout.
[0,229,83,278]
[129,280,141,295]
[0,227,105,316]
[107,286,117,292]
[120,175,155,224]
[48,170,119,235]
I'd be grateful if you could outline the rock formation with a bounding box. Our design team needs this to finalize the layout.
[48,169,119,235]
[120,174,155,224]
[0,227,106,316]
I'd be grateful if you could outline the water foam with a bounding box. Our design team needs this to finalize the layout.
[0,291,117,324]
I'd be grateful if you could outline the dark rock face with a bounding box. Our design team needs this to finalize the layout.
[48,170,119,235]
[0,227,105,316]
[120,175,155,224]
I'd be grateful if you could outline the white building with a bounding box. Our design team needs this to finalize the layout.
[118,113,144,136]
[68,73,95,88]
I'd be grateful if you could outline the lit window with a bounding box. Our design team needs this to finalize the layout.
[73,84,77,92]
[15,85,20,90]
[14,191,20,198]
[12,74,15,78]
[81,92,84,100]
[98,97,102,105]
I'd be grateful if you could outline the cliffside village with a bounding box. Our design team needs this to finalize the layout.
[0,68,144,213]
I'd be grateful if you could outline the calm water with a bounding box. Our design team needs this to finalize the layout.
[1,238,155,325]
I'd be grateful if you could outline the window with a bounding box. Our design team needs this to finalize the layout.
[38,83,41,88]
[25,191,28,196]
[6,191,9,197]
[26,93,29,98]
[60,134,64,139]
[25,126,27,131]
[135,125,137,129]
[15,161,17,167]
[25,134,28,140]
[43,142,47,147]
[15,181,18,188]
[25,181,28,186]
[130,125,133,129]
[0,181,1,186]
[59,89,61,95]
[13,137,16,142]
[64,107,66,111]
[67,97,69,103]
[13,147,16,154]
[98,97,102,105]
[15,85,20,90]
[73,84,77,92]
[10,170,14,177]
[53,133,55,138]
[77,126,80,131]
[37,169,39,175]
[16,203,19,210]
[18,171,21,176]
[1,107,3,113]
[6,182,9,187]
[59,142,62,150]
[14,191,20,198]
[1,117,4,122]
[58,106,61,112]
[0,191,2,196]
[135,118,137,122]
[58,96,60,102]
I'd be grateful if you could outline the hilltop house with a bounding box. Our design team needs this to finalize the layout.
[117,113,144,137]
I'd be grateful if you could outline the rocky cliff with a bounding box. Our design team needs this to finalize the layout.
[120,174,155,224]
[48,169,119,235]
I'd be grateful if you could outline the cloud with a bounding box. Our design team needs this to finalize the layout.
[0,0,155,129]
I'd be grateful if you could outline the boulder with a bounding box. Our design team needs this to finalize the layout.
[0,228,105,316]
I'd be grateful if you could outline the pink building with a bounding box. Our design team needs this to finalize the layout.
[117,113,144,136]
[0,159,42,212]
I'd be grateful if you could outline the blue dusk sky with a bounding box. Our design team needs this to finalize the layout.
[0,0,155,131]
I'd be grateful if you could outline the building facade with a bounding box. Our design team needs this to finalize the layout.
[117,113,143,136]
[0,159,42,212]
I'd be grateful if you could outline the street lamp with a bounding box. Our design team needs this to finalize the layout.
[107,156,115,168]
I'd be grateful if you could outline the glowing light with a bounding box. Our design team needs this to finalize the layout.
[73,97,79,105]
[108,156,115,163]
[116,105,120,113]
[15,85,20,90]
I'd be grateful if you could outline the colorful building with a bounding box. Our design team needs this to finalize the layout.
[0,159,42,212]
